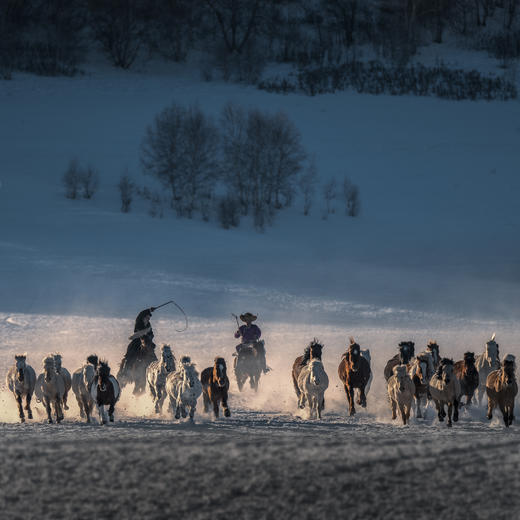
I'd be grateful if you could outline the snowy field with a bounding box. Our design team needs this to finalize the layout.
[1,54,520,518]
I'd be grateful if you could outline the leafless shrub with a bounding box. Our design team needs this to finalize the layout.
[80,166,99,199]
[323,177,337,217]
[118,172,134,212]
[342,176,360,217]
[299,155,318,216]
[62,159,82,199]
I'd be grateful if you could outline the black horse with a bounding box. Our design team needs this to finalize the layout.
[91,361,120,424]
[384,341,415,381]
[117,335,157,395]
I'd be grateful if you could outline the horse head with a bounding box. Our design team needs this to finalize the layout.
[485,339,500,367]
[42,356,55,383]
[180,356,197,388]
[15,354,27,382]
[213,357,227,387]
[308,359,323,386]
[412,354,430,384]
[463,352,476,374]
[347,338,362,370]
[501,354,516,387]
[53,353,63,373]
[97,360,111,389]
[393,364,408,392]
[398,341,415,365]
[86,354,99,369]
[161,344,175,372]
[308,338,323,361]
[426,341,439,366]
[437,358,454,384]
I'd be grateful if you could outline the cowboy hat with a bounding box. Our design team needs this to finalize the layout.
[240,312,257,322]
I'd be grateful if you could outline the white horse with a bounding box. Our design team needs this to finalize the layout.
[429,359,461,427]
[53,353,72,410]
[297,358,329,419]
[72,355,98,423]
[35,356,65,424]
[166,356,202,422]
[147,344,176,414]
[475,334,501,406]
[408,351,435,418]
[388,365,415,425]
[6,354,36,423]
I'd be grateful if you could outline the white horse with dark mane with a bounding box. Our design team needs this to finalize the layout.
[147,344,176,414]
[408,350,435,418]
[6,354,36,423]
[166,356,202,422]
[72,354,98,423]
[35,356,65,424]
[475,334,501,406]
[53,353,72,410]
[297,358,329,419]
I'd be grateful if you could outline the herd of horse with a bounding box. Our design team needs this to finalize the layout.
[4,334,518,428]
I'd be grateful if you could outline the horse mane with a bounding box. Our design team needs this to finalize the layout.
[180,355,192,365]
[503,354,516,366]
[15,353,27,360]
[42,355,55,368]
[98,359,110,374]
[309,338,324,350]
[214,357,226,368]
[463,351,475,362]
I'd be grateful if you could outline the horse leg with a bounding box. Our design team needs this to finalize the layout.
[399,402,406,425]
[222,391,231,417]
[359,387,367,408]
[435,400,443,422]
[175,400,181,420]
[447,402,453,427]
[487,398,494,420]
[55,398,63,423]
[213,398,219,419]
[25,393,33,420]
[63,390,69,410]
[15,392,25,423]
[109,401,115,422]
[348,386,356,416]
[158,388,167,414]
[189,403,196,422]
[453,399,459,423]
[203,391,210,413]
[499,401,509,427]
[45,398,53,424]
[415,395,422,419]
[391,398,397,420]
[99,404,107,425]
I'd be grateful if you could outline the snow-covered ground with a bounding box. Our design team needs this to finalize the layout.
[1,54,520,517]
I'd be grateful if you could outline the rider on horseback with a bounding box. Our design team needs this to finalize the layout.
[234,312,270,373]
[118,307,158,388]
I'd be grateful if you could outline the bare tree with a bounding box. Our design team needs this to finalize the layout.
[118,172,134,212]
[88,0,147,69]
[342,175,360,216]
[299,155,318,216]
[80,165,99,199]
[141,103,219,217]
[62,158,82,199]
[323,177,337,218]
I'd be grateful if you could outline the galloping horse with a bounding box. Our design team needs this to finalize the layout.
[166,356,202,422]
[426,341,441,370]
[408,351,435,419]
[486,354,517,427]
[72,354,98,423]
[475,335,500,405]
[384,341,415,381]
[146,344,176,414]
[234,344,263,392]
[6,354,36,423]
[387,365,415,425]
[201,357,231,418]
[338,338,371,416]
[292,339,323,404]
[90,360,120,424]
[454,352,479,406]
[53,353,72,410]
[429,358,460,427]
[297,358,329,419]
[35,356,65,424]
[118,335,157,396]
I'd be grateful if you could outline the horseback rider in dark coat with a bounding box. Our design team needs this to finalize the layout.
[118,307,158,393]
[235,312,269,373]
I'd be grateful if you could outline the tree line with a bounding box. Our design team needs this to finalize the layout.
[2,1,519,80]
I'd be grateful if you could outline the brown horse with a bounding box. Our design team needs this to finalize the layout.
[338,338,371,416]
[201,357,231,418]
[384,341,415,381]
[486,354,517,427]
[292,339,323,404]
[454,352,479,406]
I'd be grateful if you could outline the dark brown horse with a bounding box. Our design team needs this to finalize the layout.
[201,357,231,418]
[384,341,415,381]
[338,338,371,416]
[486,355,517,427]
[292,339,323,404]
[454,352,479,406]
